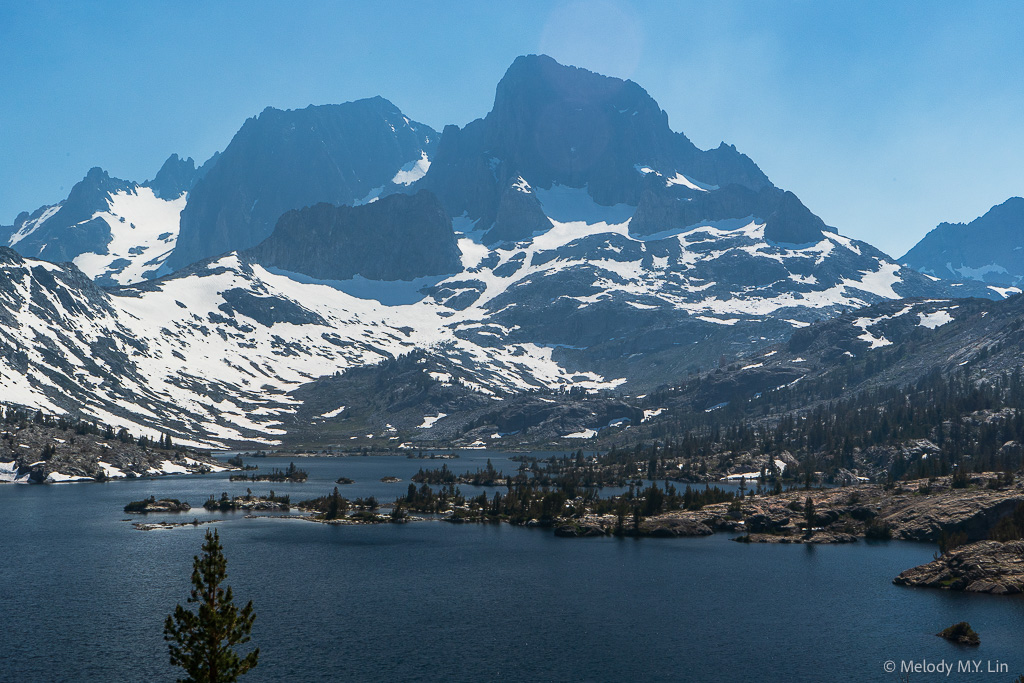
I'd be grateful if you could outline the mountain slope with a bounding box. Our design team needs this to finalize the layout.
[901,197,1024,285]
[0,183,997,448]
[166,97,437,272]
[0,243,628,447]
[600,292,1024,448]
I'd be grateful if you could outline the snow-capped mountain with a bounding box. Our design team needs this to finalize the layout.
[2,98,438,285]
[0,55,1014,447]
[901,197,1024,286]
[0,156,207,286]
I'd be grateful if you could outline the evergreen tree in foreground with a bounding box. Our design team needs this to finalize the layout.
[164,529,258,682]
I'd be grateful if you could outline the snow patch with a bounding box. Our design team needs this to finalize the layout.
[391,151,431,186]
[46,471,93,483]
[988,285,1021,298]
[918,310,954,329]
[563,428,597,439]
[642,408,665,422]
[417,413,447,429]
[320,406,347,419]
[98,461,125,478]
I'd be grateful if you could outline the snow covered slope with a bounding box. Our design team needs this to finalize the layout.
[0,246,621,447]
[71,186,186,284]
[0,159,200,286]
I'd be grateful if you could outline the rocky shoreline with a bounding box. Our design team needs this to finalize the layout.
[536,474,1024,543]
[118,470,1024,594]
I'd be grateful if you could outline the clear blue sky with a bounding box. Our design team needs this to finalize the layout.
[2,0,1022,257]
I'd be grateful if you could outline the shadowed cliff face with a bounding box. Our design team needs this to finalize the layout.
[245,190,463,282]
[167,97,437,272]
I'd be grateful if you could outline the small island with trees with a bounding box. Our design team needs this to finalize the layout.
[124,497,191,513]
[229,462,307,483]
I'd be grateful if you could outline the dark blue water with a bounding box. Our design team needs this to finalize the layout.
[2,453,1023,682]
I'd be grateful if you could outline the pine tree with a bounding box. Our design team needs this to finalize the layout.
[804,497,815,538]
[164,529,258,682]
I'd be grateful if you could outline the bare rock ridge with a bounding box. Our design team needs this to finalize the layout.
[147,153,216,200]
[245,191,463,282]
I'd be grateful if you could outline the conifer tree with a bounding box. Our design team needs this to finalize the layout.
[164,529,258,682]
[804,497,815,538]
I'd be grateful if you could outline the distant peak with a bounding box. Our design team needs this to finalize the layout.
[147,154,199,199]
[497,53,645,100]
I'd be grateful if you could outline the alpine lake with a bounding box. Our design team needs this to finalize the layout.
[2,451,1023,682]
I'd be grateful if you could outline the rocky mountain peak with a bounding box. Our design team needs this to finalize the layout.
[165,98,438,272]
[483,54,684,199]
[420,55,773,243]
[146,154,198,199]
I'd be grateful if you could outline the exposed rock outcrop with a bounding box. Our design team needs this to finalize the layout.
[894,541,1024,595]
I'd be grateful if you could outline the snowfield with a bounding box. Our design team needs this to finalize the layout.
[73,187,186,285]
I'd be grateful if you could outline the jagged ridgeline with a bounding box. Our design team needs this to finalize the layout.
[0,54,1016,448]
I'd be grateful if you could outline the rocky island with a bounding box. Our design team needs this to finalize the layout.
[124,497,191,513]
[204,491,291,512]
[230,462,307,483]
